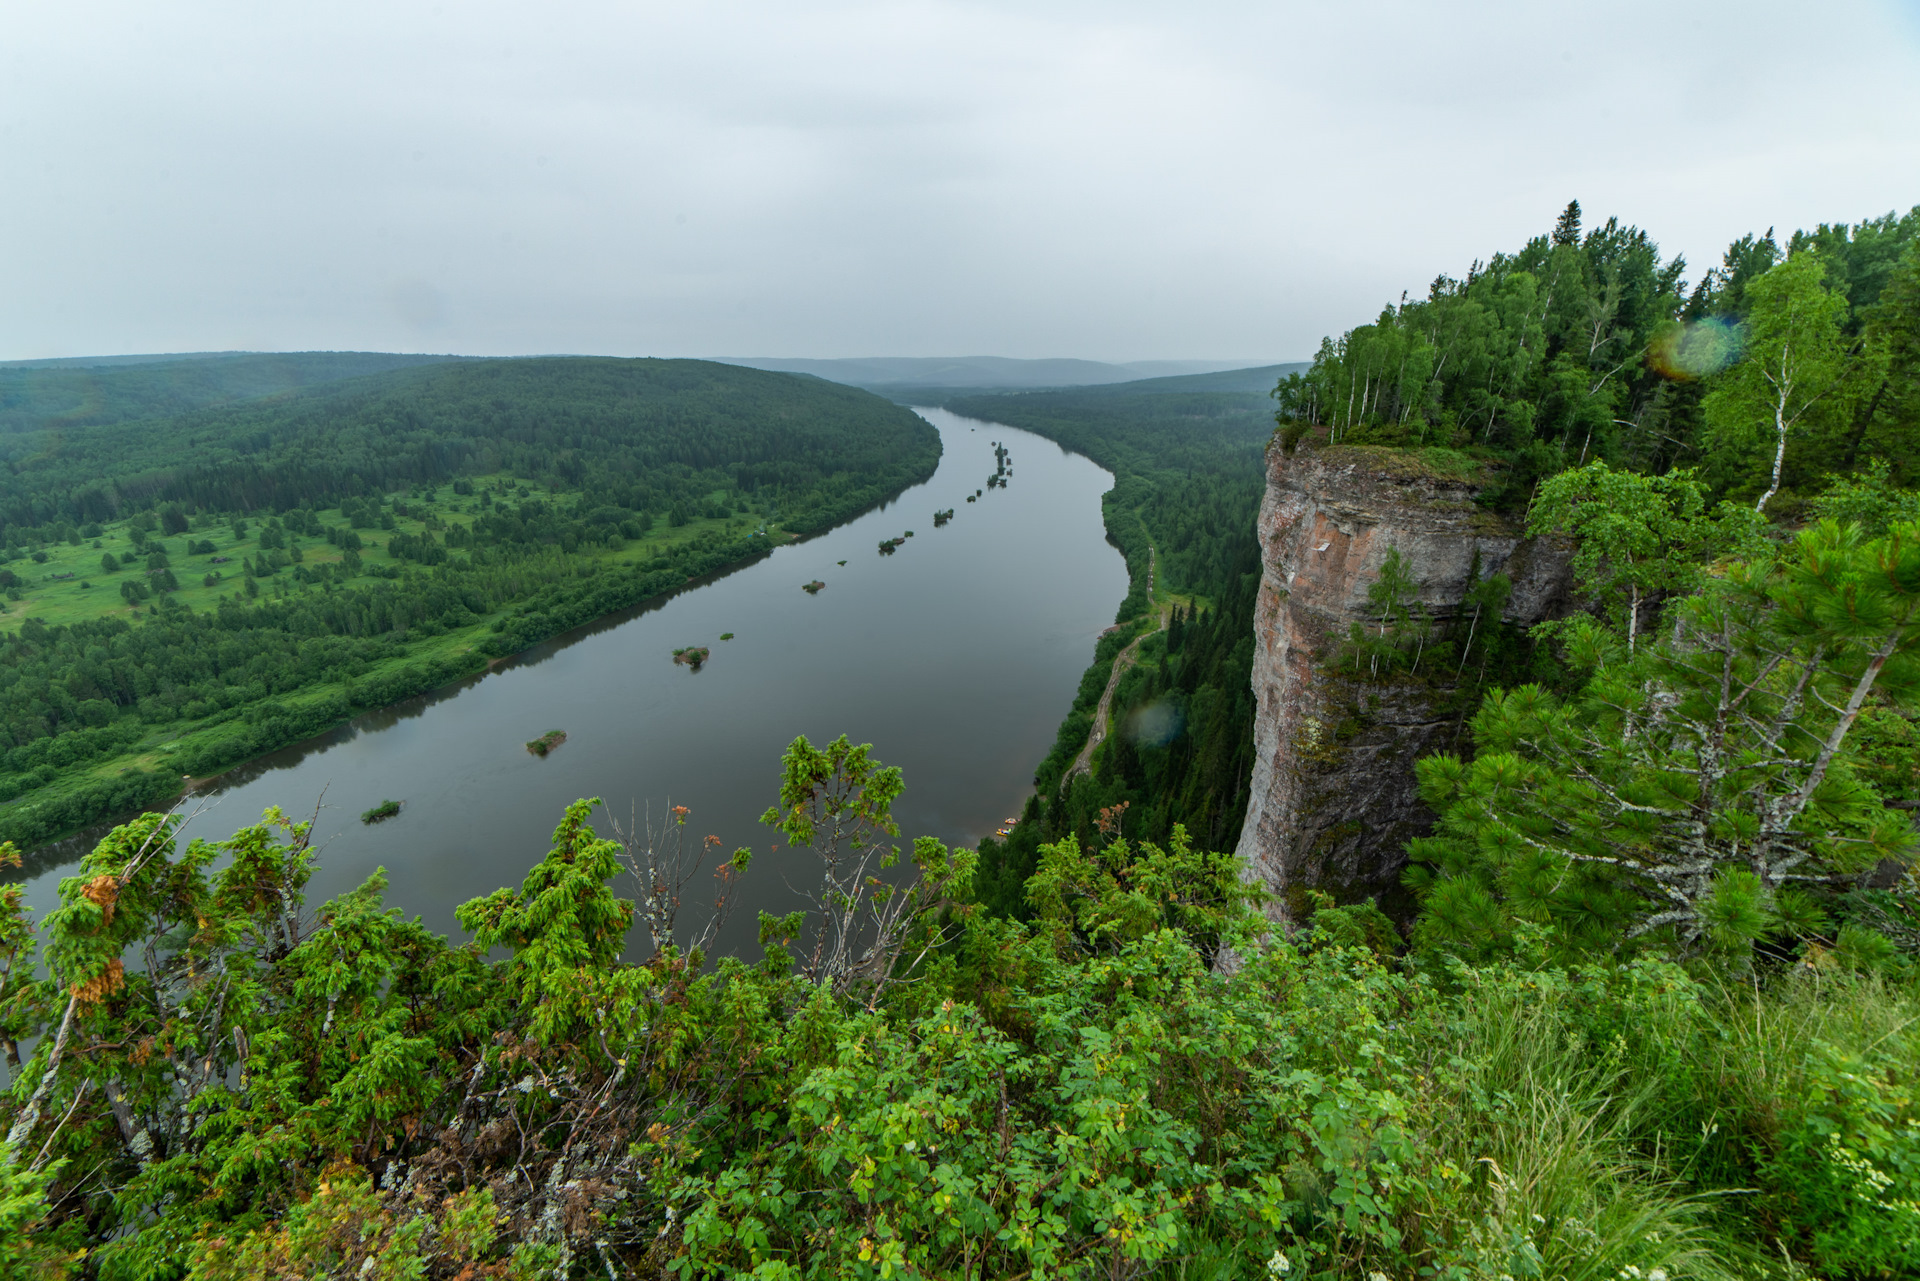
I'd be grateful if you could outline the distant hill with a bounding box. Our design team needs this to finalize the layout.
[711,355,1281,389]
[1060,362,1309,396]
[0,351,471,434]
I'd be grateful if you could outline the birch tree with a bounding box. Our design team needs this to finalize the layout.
[1527,460,1716,652]
[1704,251,1869,515]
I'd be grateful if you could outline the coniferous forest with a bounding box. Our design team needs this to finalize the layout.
[5,204,1920,1280]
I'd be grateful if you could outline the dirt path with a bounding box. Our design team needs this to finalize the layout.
[1060,548,1162,794]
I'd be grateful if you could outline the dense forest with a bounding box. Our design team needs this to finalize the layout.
[1274,202,1920,512]
[0,352,466,436]
[0,358,940,847]
[6,204,1920,1280]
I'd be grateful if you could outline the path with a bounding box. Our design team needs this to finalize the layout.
[1060,547,1161,794]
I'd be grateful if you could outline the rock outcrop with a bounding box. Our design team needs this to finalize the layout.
[1233,444,1570,917]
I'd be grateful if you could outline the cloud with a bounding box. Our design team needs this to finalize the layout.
[2,0,1916,361]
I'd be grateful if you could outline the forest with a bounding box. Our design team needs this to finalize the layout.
[0,352,466,436]
[4,204,1920,1280]
[0,358,941,847]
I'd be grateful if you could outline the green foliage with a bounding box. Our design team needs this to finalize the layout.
[359,798,402,823]
[1409,520,1920,961]
[1282,203,1920,519]
[1809,456,1920,536]
[1703,250,1883,513]
[0,351,464,435]
[0,358,939,844]
[0,735,1909,1278]
[760,734,973,1001]
[1528,461,1723,648]
[1025,823,1262,963]
[1338,545,1435,677]
[1279,207,1693,497]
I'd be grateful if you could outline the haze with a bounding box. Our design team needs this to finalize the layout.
[4,0,1918,363]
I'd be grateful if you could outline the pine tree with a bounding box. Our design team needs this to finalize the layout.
[1552,199,1582,247]
[1408,520,1920,960]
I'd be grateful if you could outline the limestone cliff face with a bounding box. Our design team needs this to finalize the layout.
[1233,444,1569,915]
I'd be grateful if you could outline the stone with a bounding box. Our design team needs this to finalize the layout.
[1233,442,1571,919]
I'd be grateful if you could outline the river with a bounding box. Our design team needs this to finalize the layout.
[7,408,1127,961]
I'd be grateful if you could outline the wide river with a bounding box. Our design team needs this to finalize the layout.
[10,409,1127,960]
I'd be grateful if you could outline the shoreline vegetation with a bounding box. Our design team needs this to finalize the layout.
[358,797,402,823]
[523,730,567,757]
[0,357,941,850]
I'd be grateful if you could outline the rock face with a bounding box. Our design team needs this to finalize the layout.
[1233,444,1570,916]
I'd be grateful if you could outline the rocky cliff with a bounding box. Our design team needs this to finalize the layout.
[1233,443,1570,917]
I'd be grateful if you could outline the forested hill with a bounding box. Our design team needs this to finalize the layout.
[0,359,939,846]
[1274,202,1920,512]
[1,358,936,538]
[0,350,469,436]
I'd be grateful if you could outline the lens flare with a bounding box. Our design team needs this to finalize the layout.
[1648,316,1744,381]
[1125,699,1184,748]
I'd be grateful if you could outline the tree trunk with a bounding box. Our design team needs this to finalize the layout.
[7,994,79,1155]
[1755,352,1794,514]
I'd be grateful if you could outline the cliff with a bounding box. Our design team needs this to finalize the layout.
[1233,443,1570,917]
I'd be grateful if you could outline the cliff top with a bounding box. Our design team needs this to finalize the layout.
[1276,440,1515,535]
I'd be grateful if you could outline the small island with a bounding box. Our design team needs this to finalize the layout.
[877,538,905,555]
[525,729,568,756]
[802,580,826,594]
[933,508,954,526]
[837,559,847,566]
[360,799,403,824]
[673,646,710,667]
[720,632,735,640]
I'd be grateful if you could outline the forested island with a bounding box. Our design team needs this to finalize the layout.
[5,202,1920,1279]
[0,358,939,846]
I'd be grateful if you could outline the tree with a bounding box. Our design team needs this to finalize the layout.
[1704,251,1878,514]
[1854,239,1920,476]
[1526,461,1718,651]
[1343,545,1431,675]
[1551,199,1582,247]
[759,734,973,1004]
[1408,520,1920,960]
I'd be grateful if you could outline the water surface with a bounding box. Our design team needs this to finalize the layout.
[11,409,1125,960]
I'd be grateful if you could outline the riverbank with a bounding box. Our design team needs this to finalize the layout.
[0,468,941,852]
[4,413,1128,969]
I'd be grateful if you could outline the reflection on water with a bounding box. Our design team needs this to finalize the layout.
[7,410,1127,961]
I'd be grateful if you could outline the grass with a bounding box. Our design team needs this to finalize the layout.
[0,473,777,633]
[0,476,796,842]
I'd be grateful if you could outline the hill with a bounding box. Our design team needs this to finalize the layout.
[711,354,1278,389]
[0,350,470,435]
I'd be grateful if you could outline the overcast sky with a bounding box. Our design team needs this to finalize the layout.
[4,0,1918,364]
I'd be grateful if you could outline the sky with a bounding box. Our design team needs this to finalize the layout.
[3,0,1919,364]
